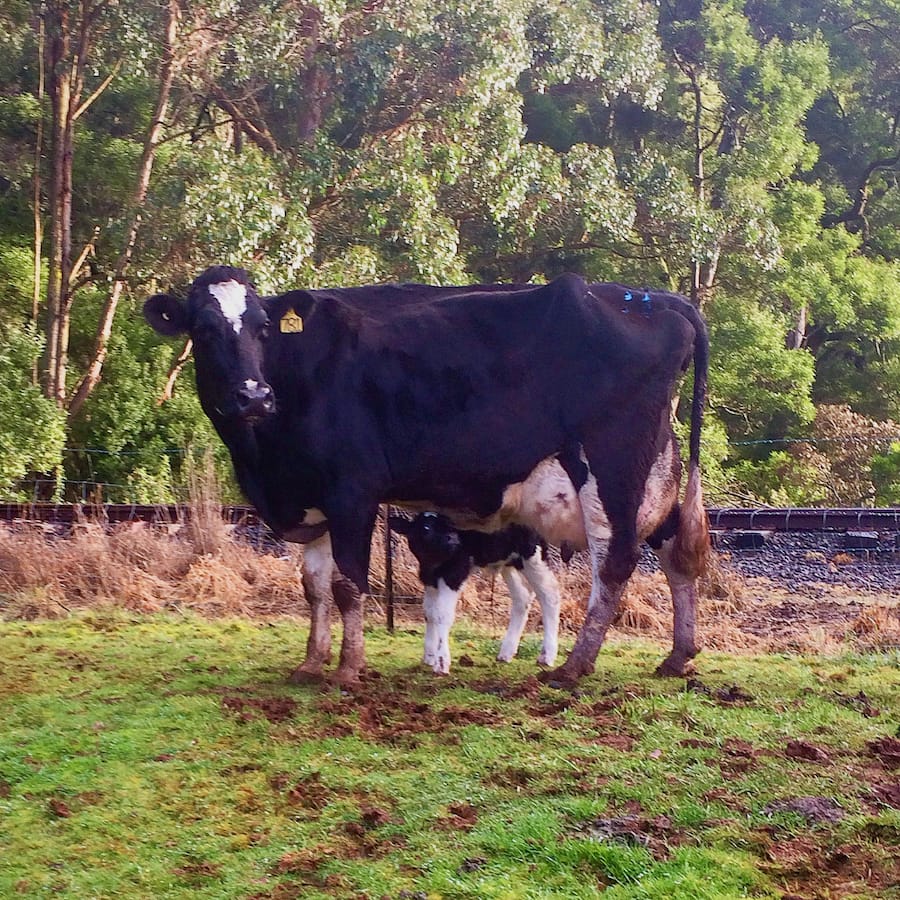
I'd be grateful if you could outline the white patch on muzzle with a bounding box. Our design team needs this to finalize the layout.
[209,280,248,334]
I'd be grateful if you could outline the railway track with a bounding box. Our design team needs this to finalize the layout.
[2,503,899,530]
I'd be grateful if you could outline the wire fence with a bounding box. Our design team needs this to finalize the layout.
[6,430,900,505]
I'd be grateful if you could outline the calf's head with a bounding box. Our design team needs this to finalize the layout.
[144,266,275,422]
[390,512,462,571]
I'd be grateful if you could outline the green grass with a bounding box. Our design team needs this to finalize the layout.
[1,611,898,899]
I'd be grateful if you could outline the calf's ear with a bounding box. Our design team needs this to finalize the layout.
[144,293,189,336]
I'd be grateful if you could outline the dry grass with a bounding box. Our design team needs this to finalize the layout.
[1,513,896,658]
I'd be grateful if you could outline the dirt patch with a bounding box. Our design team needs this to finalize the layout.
[437,802,479,831]
[313,679,503,746]
[221,695,297,724]
[575,813,687,860]
[270,772,333,813]
[763,796,845,824]
[868,736,900,769]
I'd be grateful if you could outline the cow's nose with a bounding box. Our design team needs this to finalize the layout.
[235,383,275,418]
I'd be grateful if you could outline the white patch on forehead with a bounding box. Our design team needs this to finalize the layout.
[208,280,248,334]
[244,379,259,390]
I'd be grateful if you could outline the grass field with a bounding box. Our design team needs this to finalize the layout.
[2,609,899,899]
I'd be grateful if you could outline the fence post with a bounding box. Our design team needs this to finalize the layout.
[384,506,395,634]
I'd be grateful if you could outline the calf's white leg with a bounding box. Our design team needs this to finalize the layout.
[422,579,459,674]
[521,555,561,666]
[497,568,532,662]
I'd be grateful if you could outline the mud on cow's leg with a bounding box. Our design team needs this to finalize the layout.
[331,575,366,686]
[654,537,700,677]
[325,502,378,686]
[290,533,334,684]
[541,529,638,688]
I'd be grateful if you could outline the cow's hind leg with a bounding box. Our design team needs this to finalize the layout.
[290,533,334,684]
[542,530,638,688]
[497,568,532,662]
[655,536,699,676]
[653,467,708,677]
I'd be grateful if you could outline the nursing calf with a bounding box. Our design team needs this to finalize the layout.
[390,512,560,674]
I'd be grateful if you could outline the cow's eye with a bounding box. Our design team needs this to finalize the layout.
[260,319,271,339]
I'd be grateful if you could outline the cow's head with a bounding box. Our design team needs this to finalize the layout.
[389,512,462,570]
[144,266,275,422]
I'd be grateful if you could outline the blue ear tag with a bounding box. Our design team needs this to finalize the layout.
[642,291,652,315]
[622,290,633,313]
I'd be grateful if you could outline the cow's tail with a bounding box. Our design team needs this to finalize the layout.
[673,305,710,578]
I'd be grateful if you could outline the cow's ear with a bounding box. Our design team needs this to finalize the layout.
[144,293,189,337]
[388,515,412,535]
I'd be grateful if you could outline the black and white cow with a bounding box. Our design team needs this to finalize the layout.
[389,512,560,674]
[144,267,709,687]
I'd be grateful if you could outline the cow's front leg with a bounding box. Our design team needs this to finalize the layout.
[331,575,366,686]
[422,581,459,674]
[328,504,378,687]
[290,533,334,683]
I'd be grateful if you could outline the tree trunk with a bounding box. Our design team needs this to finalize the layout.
[68,0,181,420]
[41,1,72,404]
[32,16,46,385]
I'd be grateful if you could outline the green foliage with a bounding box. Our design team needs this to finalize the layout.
[871,443,900,505]
[707,291,815,435]
[0,0,898,503]
[0,324,65,496]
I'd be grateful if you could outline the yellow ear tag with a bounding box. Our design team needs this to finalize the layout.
[279,309,304,333]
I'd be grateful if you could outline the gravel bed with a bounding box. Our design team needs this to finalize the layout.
[711,531,900,595]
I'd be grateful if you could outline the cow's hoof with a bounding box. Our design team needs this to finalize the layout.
[654,655,697,678]
[496,651,515,664]
[329,667,364,689]
[537,666,581,690]
[288,665,325,685]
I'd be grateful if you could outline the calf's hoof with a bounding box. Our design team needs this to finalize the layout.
[430,657,451,676]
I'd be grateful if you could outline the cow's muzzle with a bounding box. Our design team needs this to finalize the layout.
[235,382,275,420]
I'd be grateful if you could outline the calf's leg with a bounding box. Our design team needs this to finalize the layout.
[521,555,560,667]
[422,580,459,674]
[497,568,532,662]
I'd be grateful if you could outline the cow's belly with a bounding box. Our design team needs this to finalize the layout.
[426,442,678,550]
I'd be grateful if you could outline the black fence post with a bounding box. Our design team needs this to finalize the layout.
[384,506,395,634]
